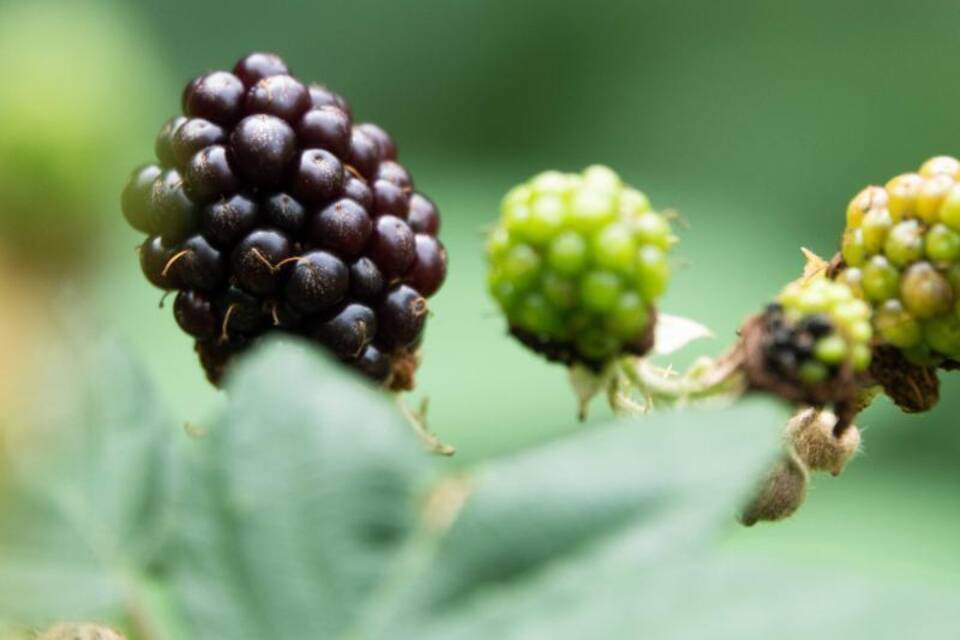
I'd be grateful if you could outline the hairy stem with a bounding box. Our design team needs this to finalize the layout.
[612,345,747,413]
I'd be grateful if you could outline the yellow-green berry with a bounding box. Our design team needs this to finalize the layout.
[837,156,960,361]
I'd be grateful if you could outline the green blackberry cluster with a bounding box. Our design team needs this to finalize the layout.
[486,166,673,366]
[838,155,960,365]
[765,278,873,386]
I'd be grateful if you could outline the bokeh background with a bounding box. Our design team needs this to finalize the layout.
[2,0,959,601]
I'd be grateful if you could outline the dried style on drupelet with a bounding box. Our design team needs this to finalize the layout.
[487,166,673,368]
[122,52,446,389]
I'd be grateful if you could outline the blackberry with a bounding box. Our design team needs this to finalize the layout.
[121,52,446,389]
[149,168,198,242]
[486,166,673,367]
[837,155,960,366]
[201,194,260,248]
[174,289,218,340]
[172,118,226,166]
[298,106,352,156]
[184,144,240,203]
[311,198,373,256]
[122,164,162,233]
[743,278,872,407]
[308,303,377,358]
[244,74,311,123]
[233,51,289,86]
[262,192,306,232]
[155,116,187,168]
[284,251,349,314]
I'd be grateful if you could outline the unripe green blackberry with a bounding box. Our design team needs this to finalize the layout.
[758,278,872,389]
[486,166,674,366]
[838,156,960,365]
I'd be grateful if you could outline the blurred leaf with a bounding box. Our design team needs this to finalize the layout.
[0,338,172,626]
[648,557,959,638]
[167,340,428,639]
[168,339,787,639]
[410,554,959,640]
[3,337,956,638]
[0,0,169,265]
[371,401,785,639]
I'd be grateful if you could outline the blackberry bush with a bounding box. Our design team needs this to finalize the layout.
[122,52,446,388]
[486,166,673,367]
[838,155,960,367]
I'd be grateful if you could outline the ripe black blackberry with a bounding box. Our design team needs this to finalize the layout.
[122,52,447,389]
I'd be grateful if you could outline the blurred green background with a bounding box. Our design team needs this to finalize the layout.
[2,0,959,601]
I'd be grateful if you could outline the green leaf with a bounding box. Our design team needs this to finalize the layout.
[168,339,786,639]
[167,340,429,639]
[406,553,960,640]
[0,338,172,627]
[367,400,786,639]
[5,337,956,638]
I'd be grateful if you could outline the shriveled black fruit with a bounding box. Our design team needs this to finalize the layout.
[122,52,446,387]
